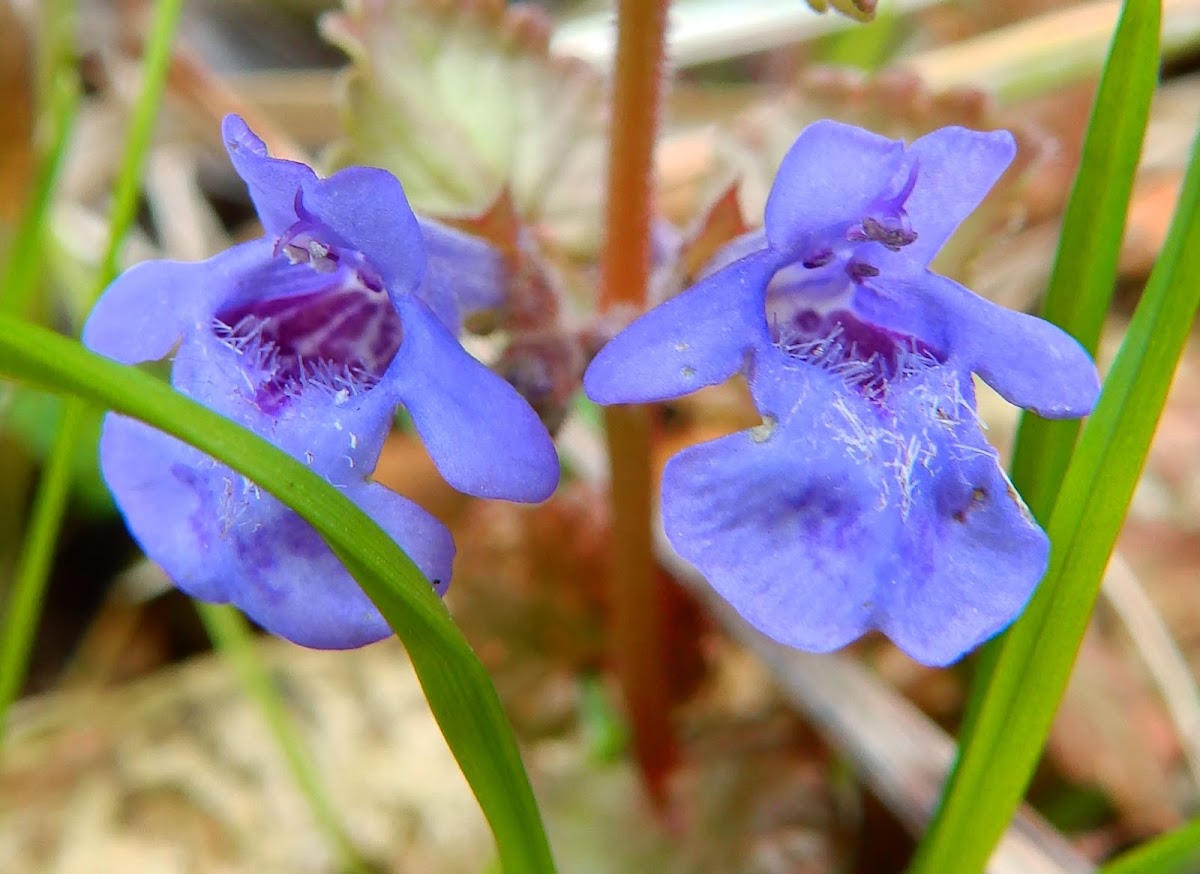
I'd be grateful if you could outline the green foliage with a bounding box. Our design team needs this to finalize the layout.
[961,0,1162,739]
[910,5,1200,872]
[2,389,111,514]
[0,0,172,749]
[0,317,557,873]
[1099,818,1200,874]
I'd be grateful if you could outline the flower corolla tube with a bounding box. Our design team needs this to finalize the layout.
[584,120,1100,666]
[84,115,560,649]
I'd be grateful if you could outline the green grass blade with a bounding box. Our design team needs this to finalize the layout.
[0,0,182,743]
[0,73,80,315]
[1008,0,1161,519]
[196,603,372,874]
[1099,818,1200,874]
[0,316,557,873]
[907,115,1200,874]
[958,0,1161,746]
[0,400,82,741]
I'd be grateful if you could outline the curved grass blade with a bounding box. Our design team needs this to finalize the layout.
[908,110,1200,874]
[1008,0,1161,519]
[0,316,557,874]
[1099,818,1200,874]
[0,0,176,745]
[959,0,1161,745]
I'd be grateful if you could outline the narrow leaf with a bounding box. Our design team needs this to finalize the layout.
[0,317,557,874]
[960,0,1162,742]
[912,44,1200,874]
[1100,818,1200,874]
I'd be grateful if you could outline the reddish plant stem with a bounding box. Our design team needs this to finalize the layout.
[598,0,675,808]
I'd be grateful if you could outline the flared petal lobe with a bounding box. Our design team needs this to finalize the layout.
[897,127,1016,267]
[101,415,454,648]
[222,116,315,237]
[765,120,906,253]
[383,297,560,502]
[661,379,893,653]
[300,165,426,297]
[584,248,783,405]
[879,437,1048,666]
[82,239,273,365]
[868,369,1050,665]
[223,115,426,297]
[922,275,1100,418]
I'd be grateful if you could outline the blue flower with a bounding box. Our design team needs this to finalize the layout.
[585,120,1100,666]
[84,115,560,649]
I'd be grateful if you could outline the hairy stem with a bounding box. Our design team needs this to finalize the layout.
[598,0,675,807]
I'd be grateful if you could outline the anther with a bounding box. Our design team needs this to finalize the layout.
[847,217,918,251]
[847,261,880,284]
[801,249,835,269]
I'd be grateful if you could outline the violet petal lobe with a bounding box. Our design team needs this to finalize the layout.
[300,165,426,298]
[223,115,426,298]
[897,126,1017,267]
[382,295,560,502]
[661,380,892,654]
[869,368,1049,665]
[100,414,454,649]
[764,119,905,254]
[221,115,315,237]
[924,274,1100,418]
[417,215,508,333]
[168,336,396,488]
[583,247,783,405]
[82,239,272,365]
[879,446,1049,666]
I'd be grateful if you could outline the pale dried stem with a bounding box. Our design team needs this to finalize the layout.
[1102,551,1200,793]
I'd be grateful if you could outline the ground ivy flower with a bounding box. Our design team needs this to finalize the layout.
[585,120,1100,666]
[84,115,559,649]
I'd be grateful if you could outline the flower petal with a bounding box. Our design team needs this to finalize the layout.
[930,276,1099,417]
[101,414,455,649]
[100,414,234,604]
[301,166,426,298]
[875,385,1049,665]
[416,215,507,333]
[853,274,1100,418]
[900,127,1016,267]
[222,114,313,236]
[662,381,894,653]
[382,297,559,502]
[584,248,783,405]
[167,335,398,486]
[83,239,273,364]
[226,480,454,648]
[223,114,426,297]
[765,120,905,254]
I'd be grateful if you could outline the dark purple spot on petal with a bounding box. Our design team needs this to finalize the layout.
[952,486,988,523]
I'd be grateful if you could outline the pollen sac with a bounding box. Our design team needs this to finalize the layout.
[82,114,560,649]
[584,119,1101,666]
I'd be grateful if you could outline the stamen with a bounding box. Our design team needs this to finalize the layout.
[802,249,835,269]
[846,261,880,284]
